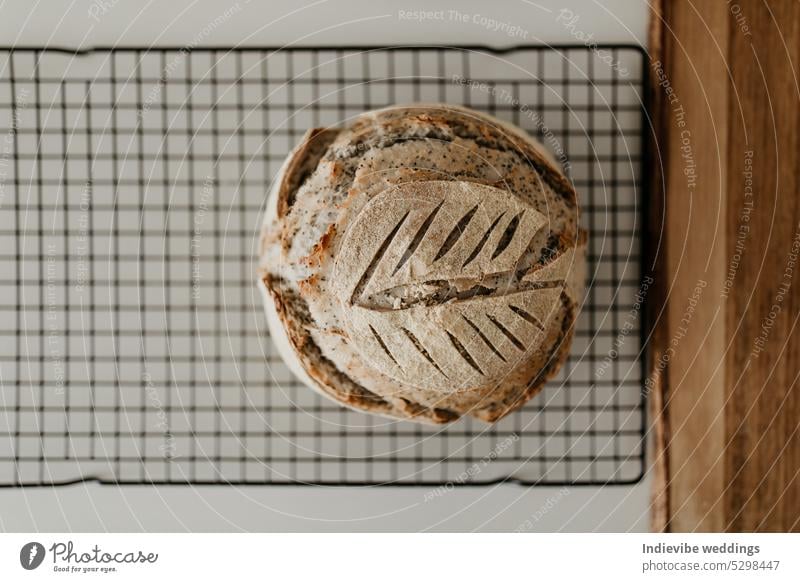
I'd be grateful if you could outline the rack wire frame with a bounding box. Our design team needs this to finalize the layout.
[0,44,649,487]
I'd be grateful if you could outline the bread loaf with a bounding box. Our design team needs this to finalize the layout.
[258,104,586,424]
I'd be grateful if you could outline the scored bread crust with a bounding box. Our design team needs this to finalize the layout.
[259,104,586,424]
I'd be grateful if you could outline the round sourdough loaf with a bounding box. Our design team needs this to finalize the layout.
[258,104,586,424]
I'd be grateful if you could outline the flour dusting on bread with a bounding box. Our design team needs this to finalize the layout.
[259,104,586,424]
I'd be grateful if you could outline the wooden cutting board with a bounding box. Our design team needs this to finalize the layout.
[648,0,800,531]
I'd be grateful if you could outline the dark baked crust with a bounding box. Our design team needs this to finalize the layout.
[262,273,461,423]
[277,128,340,219]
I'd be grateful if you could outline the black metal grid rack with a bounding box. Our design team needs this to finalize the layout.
[0,45,647,487]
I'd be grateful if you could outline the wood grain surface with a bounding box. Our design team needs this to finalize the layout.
[649,0,800,532]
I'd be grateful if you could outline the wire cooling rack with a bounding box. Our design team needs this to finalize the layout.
[0,45,647,487]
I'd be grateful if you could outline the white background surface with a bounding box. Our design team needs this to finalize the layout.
[4,533,797,580]
[0,0,651,532]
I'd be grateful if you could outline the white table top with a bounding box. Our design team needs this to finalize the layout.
[0,0,650,532]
